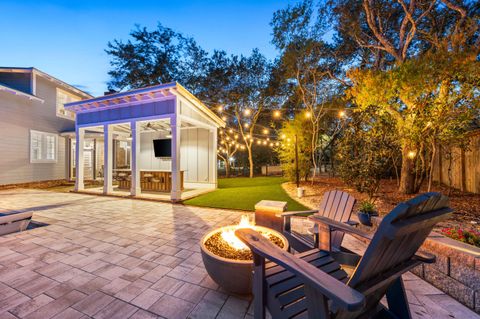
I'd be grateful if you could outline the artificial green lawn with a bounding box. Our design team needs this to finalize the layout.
[183,176,308,211]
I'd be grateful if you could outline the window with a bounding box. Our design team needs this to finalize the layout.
[56,89,81,119]
[30,130,58,163]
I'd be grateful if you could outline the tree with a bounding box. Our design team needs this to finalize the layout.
[277,113,314,182]
[217,129,243,178]
[348,47,480,193]
[325,0,479,193]
[106,23,209,92]
[337,108,399,199]
[228,50,273,178]
[271,0,350,182]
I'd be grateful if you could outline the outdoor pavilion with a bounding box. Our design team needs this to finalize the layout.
[64,82,225,202]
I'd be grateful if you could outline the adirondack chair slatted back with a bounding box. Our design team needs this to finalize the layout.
[318,190,356,247]
[341,192,452,317]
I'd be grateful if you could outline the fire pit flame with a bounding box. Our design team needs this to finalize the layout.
[220,215,254,250]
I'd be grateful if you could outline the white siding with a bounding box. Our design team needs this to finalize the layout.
[0,77,82,185]
[180,128,212,183]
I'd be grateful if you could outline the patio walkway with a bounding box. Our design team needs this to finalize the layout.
[0,189,477,319]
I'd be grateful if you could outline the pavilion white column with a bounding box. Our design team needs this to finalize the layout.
[103,124,113,194]
[130,120,141,196]
[171,115,181,201]
[211,128,218,187]
[74,126,85,191]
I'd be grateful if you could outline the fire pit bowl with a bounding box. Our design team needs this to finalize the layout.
[200,223,289,294]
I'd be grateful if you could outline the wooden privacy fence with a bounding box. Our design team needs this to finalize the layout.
[432,131,480,194]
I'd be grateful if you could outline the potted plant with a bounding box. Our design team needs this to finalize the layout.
[357,200,378,226]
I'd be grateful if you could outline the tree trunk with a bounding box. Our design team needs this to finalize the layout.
[399,146,416,194]
[248,147,254,178]
[427,142,436,192]
[225,159,230,178]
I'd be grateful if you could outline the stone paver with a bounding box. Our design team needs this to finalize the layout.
[0,188,477,319]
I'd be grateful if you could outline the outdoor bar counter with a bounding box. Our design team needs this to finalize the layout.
[117,169,184,192]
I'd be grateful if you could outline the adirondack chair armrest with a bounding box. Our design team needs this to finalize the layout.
[414,251,436,264]
[281,210,319,232]
[345,220,359,227]
[308,220,360,235]
[279,210,319,217]
[235,228,365,312]
[308,215,373,241]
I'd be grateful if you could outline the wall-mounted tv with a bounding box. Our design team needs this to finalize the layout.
[153,139,172,157]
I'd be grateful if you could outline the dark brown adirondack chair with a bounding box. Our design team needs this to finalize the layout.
[236,192,452,319]
[282,190,357,253]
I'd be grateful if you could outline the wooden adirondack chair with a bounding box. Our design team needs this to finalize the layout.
[236,192,452,319]
[281,190,357,253]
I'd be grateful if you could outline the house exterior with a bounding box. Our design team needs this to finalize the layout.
[0,67,92,186]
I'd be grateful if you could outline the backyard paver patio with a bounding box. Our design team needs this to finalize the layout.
[0,189,477,319]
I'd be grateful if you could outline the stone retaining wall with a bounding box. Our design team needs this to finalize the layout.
[411,232,480,313]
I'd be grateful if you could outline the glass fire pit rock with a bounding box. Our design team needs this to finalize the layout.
[200,224,289,294]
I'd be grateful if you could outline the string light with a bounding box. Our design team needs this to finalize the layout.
[408,151,416,159]
[244,109,251,116]
[256,140,261,145]
[338,110,346,118]
[222,116,227,121]
[305,111,312,119]
[273,110,281,118]
[263,129,269,135]
[244,123,249,128]
[229,129,233,134]
[217,105,223,112]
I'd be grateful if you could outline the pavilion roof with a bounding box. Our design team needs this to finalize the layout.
[65,82,225,127]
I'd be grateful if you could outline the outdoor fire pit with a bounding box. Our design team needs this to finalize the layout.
[200,215,289,294]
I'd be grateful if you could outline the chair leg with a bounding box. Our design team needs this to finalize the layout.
[386,277,411,319]
[253,254,266,319]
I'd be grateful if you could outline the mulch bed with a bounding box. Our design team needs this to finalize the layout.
[283,177,480,231]
[204,230,285,261]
